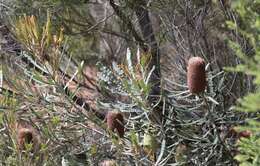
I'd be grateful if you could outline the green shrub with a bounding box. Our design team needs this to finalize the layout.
[226,1,260,165]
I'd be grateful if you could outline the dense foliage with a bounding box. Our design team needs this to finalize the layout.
[226,1,260,165]
[0,0,259,165]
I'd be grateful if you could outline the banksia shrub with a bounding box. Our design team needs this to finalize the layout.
[16,122,41,152]
[106,111,124,138]
[187,57,207,94]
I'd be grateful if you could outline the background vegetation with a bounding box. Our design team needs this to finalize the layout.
[0,0,259,165]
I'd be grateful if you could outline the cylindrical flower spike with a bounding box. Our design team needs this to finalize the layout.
[106,111,124,138]
[187,57,207,94]
[17,122,41,152]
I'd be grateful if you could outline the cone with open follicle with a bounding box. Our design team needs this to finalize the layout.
[16,121,41,152]
[106,111,124,138]
[187,57,207,94]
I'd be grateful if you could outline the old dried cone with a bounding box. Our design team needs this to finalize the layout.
[187,57,207,94]
[238,130,252,139]
[17,122,41,152]
[106,111,124,138]
[229,127,252,139]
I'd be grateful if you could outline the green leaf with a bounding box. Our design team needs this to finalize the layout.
[235,154,250,162]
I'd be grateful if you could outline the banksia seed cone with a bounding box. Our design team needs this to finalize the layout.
[187,57,207,94]
[106,111,124,138]
[238,130,252,139]
[229,127,252,139]
[17,122,41,152]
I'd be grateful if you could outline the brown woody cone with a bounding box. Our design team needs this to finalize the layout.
[17,122,41,152]
[187,57,207,94]
[106,111,124,138]
[238,130,252,139]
